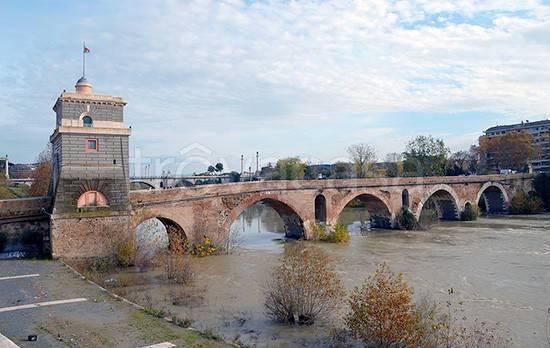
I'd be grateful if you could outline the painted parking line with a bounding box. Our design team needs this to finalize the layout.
[0,332,20,348]
[0,274,40,281]
[140,342,176,348]
[0,298,87,313]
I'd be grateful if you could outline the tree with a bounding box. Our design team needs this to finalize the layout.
[207,165,215,174]
[272,157,306,180]
[385,152,404,178]
[29,145,53,197]
[347,143,377,178]
[304,164,315,180]
[403,135,450,177]
[331,161,352,179]
[214,162,224,173]
[478,131,538,172]
[346,263,423,347]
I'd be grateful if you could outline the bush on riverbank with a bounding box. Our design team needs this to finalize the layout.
[264,244,345,325]
[346,263,423,347]
[345,264,512,348]
[308,221,351,243]
[116,238,136,267]
[460,203,479,221]
[396,207,419,230]
[509,191,544,214]
[322,222,351,243]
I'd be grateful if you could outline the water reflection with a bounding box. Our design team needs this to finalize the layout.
[229,202,287,251]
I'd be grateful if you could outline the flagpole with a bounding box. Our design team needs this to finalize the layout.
[82,41,86,78]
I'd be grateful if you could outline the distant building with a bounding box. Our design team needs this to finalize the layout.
[484,119,550,173]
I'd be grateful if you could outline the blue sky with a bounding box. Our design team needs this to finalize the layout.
[1,0,550,174]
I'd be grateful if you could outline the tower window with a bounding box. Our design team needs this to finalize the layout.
[82,116,93,127]
[85,138,98,152]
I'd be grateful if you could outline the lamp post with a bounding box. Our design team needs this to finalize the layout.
[240,154,244,174]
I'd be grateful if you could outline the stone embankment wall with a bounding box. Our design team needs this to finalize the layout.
[0,197,52,257]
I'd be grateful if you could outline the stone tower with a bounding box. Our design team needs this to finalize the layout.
[49,76,132,259]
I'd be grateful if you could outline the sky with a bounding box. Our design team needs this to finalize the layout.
[1,0,550,175]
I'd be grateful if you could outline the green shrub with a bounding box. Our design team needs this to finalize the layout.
[116,238,136,267]
[321,222,350,243]
[0,232,7,251]
[509,191,544,214]
[396,207,418,230]
[460,203,479,221]
[308,221,327,240]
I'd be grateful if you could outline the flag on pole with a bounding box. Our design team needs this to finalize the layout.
[83,45,90,54]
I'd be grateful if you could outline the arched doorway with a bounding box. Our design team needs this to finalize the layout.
[419,189,459,226]
[315,194,327,223]
[338,193,392,232]
[477,185,507,214]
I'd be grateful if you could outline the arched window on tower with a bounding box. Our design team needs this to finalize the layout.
[82,116,93,128]
[77,191,108,208]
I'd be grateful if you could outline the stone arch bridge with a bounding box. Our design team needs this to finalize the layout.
[1,174,532,258]
[129,174,531,248]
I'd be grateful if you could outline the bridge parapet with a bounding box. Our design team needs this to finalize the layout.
[130,174,532,206]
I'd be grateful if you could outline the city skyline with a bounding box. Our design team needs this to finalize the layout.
[1,0,550,171]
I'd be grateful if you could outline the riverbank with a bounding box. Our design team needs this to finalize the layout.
[0,259,232,347]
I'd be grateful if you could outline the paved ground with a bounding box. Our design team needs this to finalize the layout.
[0,260,230,348]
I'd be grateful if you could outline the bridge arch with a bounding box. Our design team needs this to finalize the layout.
[130,181,156,190]
[476,182,509,214]
[416,185,460,222]
[230,194,305,239]
[334,190,393,228]
[133,215,188,258]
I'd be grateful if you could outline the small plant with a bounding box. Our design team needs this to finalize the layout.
[321,222,351,243]
[308,221,327,240]
[171,315,193,328]
[460,203,479,221]
[191,235,217,257]
[346,263,423,347]
[116,237,136,267]
[264,244,345,325]
[159,252,193,284]
[396,207,419,230]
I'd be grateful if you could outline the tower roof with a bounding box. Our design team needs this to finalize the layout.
[75,76,92,94]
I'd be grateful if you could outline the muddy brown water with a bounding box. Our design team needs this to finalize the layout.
[124,204,550,347]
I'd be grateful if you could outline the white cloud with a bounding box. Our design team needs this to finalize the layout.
[1,0,550,164]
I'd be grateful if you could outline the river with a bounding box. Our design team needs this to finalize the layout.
[127,203,550,347]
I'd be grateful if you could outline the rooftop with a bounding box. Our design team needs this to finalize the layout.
[485,119,550,133]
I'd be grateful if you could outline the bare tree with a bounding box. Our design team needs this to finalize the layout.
[347,144,377,178]
[29,144,52,197]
